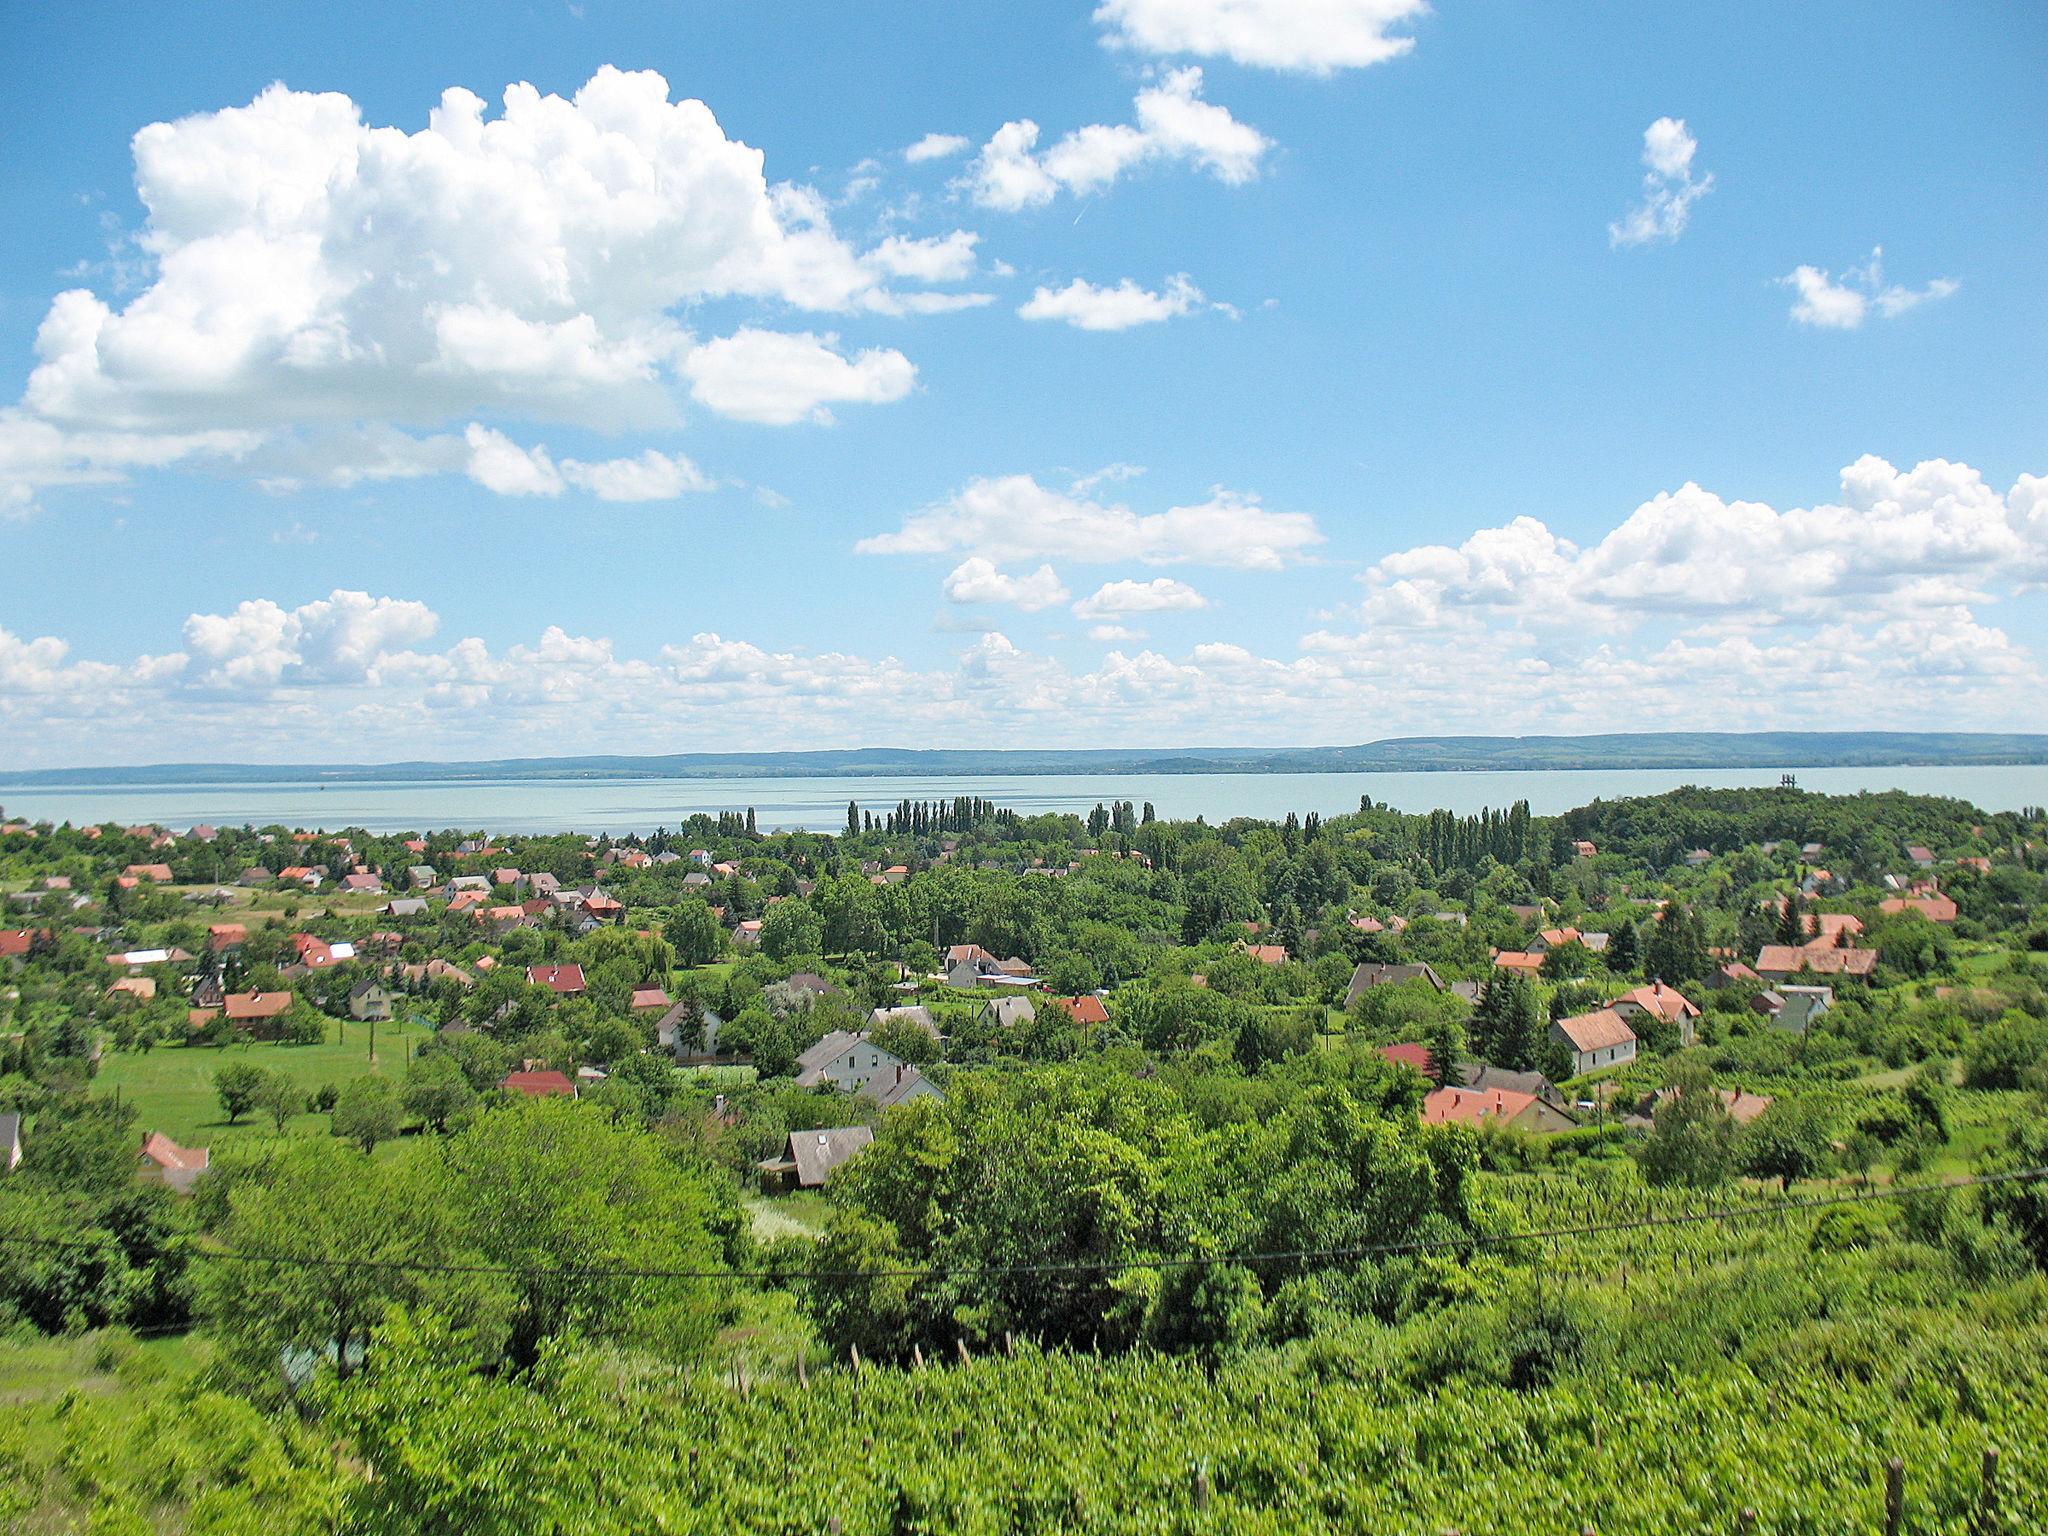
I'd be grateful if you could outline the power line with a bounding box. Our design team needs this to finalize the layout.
[2,1164,2040,1287]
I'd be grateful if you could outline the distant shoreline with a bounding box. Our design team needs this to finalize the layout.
[4,731,2047,787]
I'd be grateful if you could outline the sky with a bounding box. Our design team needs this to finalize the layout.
[1,0,2044,768]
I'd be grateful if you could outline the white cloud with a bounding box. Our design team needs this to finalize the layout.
[463,424,564,497]
[1019,274,1203,330]
[561,449,712,501]
[1088,624,1142,641]
[1073,577,1210,618]
[678,329,917,425]
[963,68,1269,211]
[184,590,438,687]
[1094,0,1427,74]
[903,132,970,163]
[1358,455,2044,629]
[1609,117,1712,247]
[6,68,971,511]
[865,230,981,283]
[859,473,1323,570]
[1783,247,1958,329]
[941,557,1070,611]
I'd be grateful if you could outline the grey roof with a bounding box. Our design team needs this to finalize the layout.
[982,995,1036,1027]
[384,898,429,916]
[793,1029,867,1078]
[788,1126,874,1187]
[1344,962,1446,1010]
[869,1064,942,1110]
[1459,1061,1565,1107]
[869,1005,938,1038]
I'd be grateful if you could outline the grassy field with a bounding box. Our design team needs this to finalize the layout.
[744,1189,830,1242]
[93,1014,434,1144]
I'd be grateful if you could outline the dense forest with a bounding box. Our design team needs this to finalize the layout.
[1,782,2045,1533]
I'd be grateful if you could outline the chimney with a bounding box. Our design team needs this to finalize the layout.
[895,1064,904,1084]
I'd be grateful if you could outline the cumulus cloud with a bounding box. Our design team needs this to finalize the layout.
[1609,117,1712,247]
[1782,247,1958,329]
[184,590,439,687]
[859,473,1324,570]
[464,424,564,497]
[1094,0,1427,74]
[678,329,917,425]
[941,557,1071,611]
[1359,456,2044,630]
[903,132,970,163]
[1019,274,1204,330]
[460,425,711,500]
[1072,577,1209,618]
[7,68,973,511]
[962,68,1269,212]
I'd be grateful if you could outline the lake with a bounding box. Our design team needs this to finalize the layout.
[2,764,2044,835]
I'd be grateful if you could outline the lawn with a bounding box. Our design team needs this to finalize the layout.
[93,1013,434,1144]
[744,1189,830,1242]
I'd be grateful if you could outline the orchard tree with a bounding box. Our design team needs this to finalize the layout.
[332,1075,403,1153]
[214,1061,267,1125]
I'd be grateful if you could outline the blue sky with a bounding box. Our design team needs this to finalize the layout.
[2,0,2044,766]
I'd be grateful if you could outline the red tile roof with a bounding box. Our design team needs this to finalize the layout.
[1423,1085,1539,1127]
[501,1069,576,1098]
[224,991,294,1021]
[1378,1042,1436,1079]
[526,963,587,995]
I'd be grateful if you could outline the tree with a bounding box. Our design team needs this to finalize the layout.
[1421,1010,1465,1086]
[215,1061,267,1125]
[1471,974,1543,1071]
[758,899,824,963]
[253,1069,303,1133]
[1740,1098,1833,1191]
[1637,1063,1736,1188]
[332,1076,403,1153]
[403,1052,476,1132]
[1643,902,1711,986]
[1606,918,1638,972]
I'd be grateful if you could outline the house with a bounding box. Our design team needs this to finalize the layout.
[657,1002,727,1062]
[869,1004,940,1039]
[237,867,272,887]
[784,972,840,1001]
[108,976,157,1001]
[1049,994,1111,1027]
[734,919,763,945]
[630,986,673,1014]
[764,1126,876,1190]
[1491,950,1546,975]
[526,963,587,997]
[482,904,530,938]
[1458,1061,1569,1112]
[1880,892,1958,924]
[1682,848,1713,869]
[384,897,429,918]
[224,991,295,1036]
[682,871,712,889]
[291,934,355,969]
[407,866,438,889]
[124,864,174,884]
[0,929,45,960]
[105,947,196,971]
[500,1069,577,1098]
[341,872,383,895]
[1905,845,1937,869]
[1241,943,1290,966]
[1378,1042,1438,1081]
[1610,981,1701,1046]
[1550,1008,1637,1077]
[1342,962,1446,1010]
[1703,961,1761,990]
[0,1112,19,1172]
[206,923,247,953]
[138,1132,210,1193]
[1422,1085,1577,1134]
[492,867,522,888]
[1755,983,1833,1033]
[793,1032,944,1106]
[1649,1083,1773,1126]
[348,980,396,1022]
[575,886,624,923]
[1755,944,1879,982]
[980,995,1038,1029]
[1572,840,1598,859]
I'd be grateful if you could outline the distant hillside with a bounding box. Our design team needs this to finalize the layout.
[3,731,2046,786]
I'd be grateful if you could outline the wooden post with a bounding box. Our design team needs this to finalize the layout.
[956,1338,971,1366]
[1885,1457,1904,1536]
[1004,1329,1016,1357]
[912,1343,925,1371]
[951,1427,963,1449]
[1191,1462,1211,1512]
[849,1343,861,1372]
[796,1353,808,1388]
[1976,1447,1998,1534]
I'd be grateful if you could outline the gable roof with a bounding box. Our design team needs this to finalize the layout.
[526,963,586,994]
[1553,1008,1636,1052]
[1755,944,1879,977]
[1423,1085,1540,1127]
[500,1069,576,1097]
[787,1126,875,1187]
[1613,982,1699,1021]
[794,1030,868,1076]
[1343,962,1446,1009]
[224,990,294,1020]
[139,1131,210,1174]
[1050,994,1111,1026]
[1378,1042,1436,1079]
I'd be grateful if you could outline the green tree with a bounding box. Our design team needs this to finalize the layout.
[253,1069,303,1133]
[403,1052,476,1132]
[331,1076,403,1153]
[1637,1063,1736,1188]
[1740,1098,1833,1191]
[664,898,725,967]
[215,1061,267,1125]
[1471,974,1543,1071]
[758,899,824,963]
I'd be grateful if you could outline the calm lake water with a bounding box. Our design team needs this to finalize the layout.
[2,765,2045,836]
